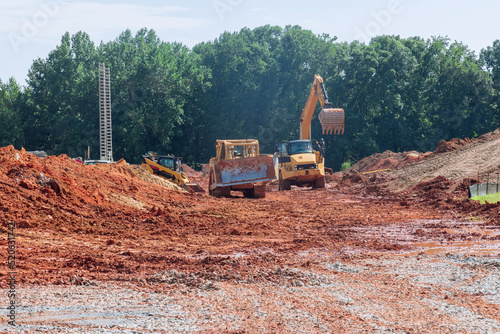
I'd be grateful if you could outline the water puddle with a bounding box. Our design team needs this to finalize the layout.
[359,219,500,257]
[403,240,500,256]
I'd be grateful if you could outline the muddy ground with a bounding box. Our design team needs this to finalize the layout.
[1,130,500,333]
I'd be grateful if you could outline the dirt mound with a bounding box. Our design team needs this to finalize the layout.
[340,172,366,186]
[122,162,185,192]
[434,138,471,154]
[181,163,198,174]
[0,145,188,231]
[348,150,426,174]
[395,175,500,223]
[182,163,208,191]
[392,130,500,190]
[346,127,500,193]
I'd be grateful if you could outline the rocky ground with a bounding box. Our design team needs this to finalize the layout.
[0,129,500,333]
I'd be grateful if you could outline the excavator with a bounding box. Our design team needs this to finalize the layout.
[276,74,344,190]
[141,153,205,193]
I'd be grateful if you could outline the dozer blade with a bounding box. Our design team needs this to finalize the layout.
[183,183,205,193]
[213,155,276,187]
[318,108,344,135]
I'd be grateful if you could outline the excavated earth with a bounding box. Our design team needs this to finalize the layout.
[0,129,500,333]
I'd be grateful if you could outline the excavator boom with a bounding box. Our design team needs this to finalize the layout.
[300,74,344,139]
[275,74,345,191]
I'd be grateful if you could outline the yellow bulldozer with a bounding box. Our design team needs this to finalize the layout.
[141,153,204,193]
[208,139,276,198]
[276,74,344,190]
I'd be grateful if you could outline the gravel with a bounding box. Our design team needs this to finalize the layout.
[2,253,500,333]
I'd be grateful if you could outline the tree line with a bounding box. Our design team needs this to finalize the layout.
[1,26,500,170]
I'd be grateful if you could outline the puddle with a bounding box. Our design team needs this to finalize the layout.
[408,240,500,256]
[356,219,500,257]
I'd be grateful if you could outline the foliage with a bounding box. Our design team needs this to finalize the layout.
[341,161,352,172]
[0,78,24,147]
[471,192,500,204]
[1,27,499,170]
[21,29,210,162]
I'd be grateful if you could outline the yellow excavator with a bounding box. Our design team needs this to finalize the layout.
[276,74,344,190]
[141,153,204,193]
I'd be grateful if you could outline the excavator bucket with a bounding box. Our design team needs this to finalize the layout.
[183,183,205,193]
[318,108,344,135]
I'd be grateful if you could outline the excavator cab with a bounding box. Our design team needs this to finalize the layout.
[289,140,313,155]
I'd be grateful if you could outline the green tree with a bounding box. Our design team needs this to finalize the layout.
[481,40,500,89]
[26,31,98,157]
[18,27,499,170]
[0,78,24,147]
[193,25,340,160]
[481,40,500,130]
[99,28,210,163]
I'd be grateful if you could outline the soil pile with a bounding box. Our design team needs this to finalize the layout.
[434,138,471,154]
[344,127,500,191]
[401,176,500,223]
[328,127,500,223]
[348,150,428,174]
[0,145,198,235]
[392,129,500,190]
[182,163,208,191]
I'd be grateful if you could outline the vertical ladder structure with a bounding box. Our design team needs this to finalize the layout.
[99,63,113,161]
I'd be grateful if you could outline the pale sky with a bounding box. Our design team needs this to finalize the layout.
[1,0,499,85]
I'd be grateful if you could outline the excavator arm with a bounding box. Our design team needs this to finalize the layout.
[299,74,344,140]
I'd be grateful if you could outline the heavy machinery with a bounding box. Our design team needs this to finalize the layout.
[276,74,344,191]
[141,153,204,193]
[208,139,276,198]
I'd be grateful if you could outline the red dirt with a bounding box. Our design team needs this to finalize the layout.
[0,142,497,285]
[434,138,471,154]
[1,133,500,331]
[182,163,208,190]
[348,150,429,173]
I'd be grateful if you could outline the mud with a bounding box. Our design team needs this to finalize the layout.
[0,138,499,332]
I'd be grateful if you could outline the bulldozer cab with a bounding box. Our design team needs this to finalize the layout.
[216,140,259,161]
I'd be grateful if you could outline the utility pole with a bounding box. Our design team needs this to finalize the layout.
[99,63,113,161]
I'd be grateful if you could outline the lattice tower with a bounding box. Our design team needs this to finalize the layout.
[98,63,113,161]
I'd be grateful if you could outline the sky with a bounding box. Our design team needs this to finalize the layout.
[1,0,499,85]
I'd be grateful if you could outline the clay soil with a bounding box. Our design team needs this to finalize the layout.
[1,129,500,333]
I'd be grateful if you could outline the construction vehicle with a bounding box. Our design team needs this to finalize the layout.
[208,139,276,198]
[141,153,205,193]
[276,74,344,191]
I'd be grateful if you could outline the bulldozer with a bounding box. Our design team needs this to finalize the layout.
[208,139,276,198]
[141,153,204,193]
[276,74,344,191]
